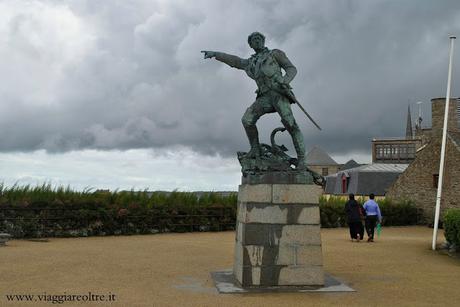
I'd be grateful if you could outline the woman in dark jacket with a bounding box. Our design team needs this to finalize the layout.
[344,193,364,242]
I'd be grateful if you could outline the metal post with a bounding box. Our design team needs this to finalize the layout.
[416,101,424,129]
[432,35,456,250]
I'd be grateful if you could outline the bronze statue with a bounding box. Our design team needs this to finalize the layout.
[202,32,319,172]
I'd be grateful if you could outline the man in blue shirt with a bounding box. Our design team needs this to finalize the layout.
[363,193,382,242]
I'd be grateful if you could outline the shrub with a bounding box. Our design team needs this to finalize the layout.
[378,198,420,226]
[444,209,460,246]
[318,196,421,227]
[318,196,347,228]
[0,183,425,238]
[0,184,238,238]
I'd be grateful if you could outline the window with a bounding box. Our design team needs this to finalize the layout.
[376,145,384,159]
[322,168,328,176]
[407,145,416,158]
[433,174,439,188]
[374,142,417,162]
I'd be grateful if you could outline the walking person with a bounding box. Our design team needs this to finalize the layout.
[363,193,382,242]
[344,193,364,242]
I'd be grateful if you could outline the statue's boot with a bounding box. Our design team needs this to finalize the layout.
[294,141,324,185]
[295,153,323,184]
[244,125,261,158]
[291,130,307,170]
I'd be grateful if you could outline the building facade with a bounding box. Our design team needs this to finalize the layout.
[306,146,340,176]
[371,104,424,164]
[386,98,460,223]
[372,138,423,164]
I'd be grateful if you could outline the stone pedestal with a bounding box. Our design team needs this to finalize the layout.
[233,178,324,287]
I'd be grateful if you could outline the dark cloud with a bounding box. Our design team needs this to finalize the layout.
[1,0,460,159]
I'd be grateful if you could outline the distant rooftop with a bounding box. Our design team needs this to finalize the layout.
[325,163,409,196]
[343,163,409,173]
[306,146,338,165]
[340,159,361,171]
[372,137,412,141]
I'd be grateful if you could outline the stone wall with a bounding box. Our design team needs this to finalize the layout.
[386,137,460,223]
[431,98,459,134]
[387,98,460,223]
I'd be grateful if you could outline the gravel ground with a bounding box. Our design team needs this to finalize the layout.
[1,226,459,307]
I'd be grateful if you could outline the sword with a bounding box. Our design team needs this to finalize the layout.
[279,87,322,131]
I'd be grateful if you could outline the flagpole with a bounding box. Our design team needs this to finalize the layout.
[432,35,456,250]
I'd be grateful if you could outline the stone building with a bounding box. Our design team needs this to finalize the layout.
[371,105,424,164]
[386,98,460,223]
[306,146,340,176]
[371,137,423,163]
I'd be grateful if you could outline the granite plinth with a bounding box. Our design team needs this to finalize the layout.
[233,172,324,288]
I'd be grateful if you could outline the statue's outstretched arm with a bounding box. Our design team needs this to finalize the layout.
[272,49,297,84]
[201,51,248,70]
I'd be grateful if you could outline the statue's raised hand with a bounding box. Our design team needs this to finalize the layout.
[201,51,216,59]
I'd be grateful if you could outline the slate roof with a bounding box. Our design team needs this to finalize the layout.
[324,163,408,196]
[340,159,360,171]
[348,163,408,172]
[306,146,338,165]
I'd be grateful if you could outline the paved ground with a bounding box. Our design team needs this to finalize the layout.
[0,226,459,307]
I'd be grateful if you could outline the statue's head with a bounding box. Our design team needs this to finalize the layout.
[247,32,265,50]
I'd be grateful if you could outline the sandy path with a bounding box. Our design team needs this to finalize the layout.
[0,226,458,307]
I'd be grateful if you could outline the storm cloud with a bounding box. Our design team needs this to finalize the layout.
[1,0,460,158]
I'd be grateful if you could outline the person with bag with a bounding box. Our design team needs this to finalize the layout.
[363,193,382,242]
[344,193,365,242]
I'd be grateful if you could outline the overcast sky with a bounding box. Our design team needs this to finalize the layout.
[1,0,460,191]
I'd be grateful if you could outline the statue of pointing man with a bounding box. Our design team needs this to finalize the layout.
[202,32,309,170]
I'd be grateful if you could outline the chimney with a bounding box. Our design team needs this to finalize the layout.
[430,97,459,134]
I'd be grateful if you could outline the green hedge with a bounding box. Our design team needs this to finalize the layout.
[0,184,423,238]
[0,185,237,238]
[444,209,460,246]
[319,196,421,228]
[319,198,347,228]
